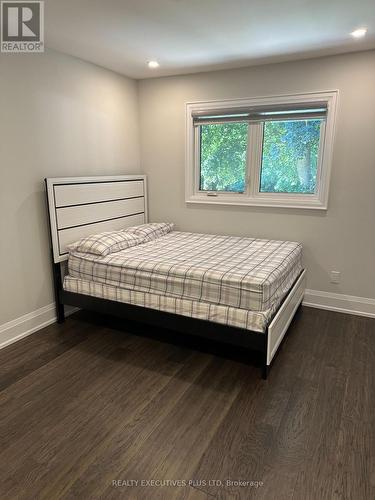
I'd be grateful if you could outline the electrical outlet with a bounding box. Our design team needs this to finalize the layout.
[330,271,341,284]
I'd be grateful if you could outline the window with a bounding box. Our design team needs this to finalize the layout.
[186,92,337,209]
[200,122,248,192]
[260,118,322,194]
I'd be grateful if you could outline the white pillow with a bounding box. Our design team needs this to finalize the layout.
[67,230,144,256]
[124,222,174,242]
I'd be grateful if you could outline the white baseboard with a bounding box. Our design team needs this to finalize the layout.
[0,304,78,350]
[303,289,375,319]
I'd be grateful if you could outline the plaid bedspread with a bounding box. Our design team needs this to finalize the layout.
[67,231,302,312]
[63,276,275,333]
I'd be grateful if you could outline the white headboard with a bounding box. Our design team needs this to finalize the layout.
[46,175,148,263]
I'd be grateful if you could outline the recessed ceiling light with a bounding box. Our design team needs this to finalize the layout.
[350,28,367,38]
[147,60,160,69]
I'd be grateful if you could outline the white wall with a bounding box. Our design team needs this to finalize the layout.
[139,50,375,300]
[0,49,140,325]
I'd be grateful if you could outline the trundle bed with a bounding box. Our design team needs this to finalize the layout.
[46,175,306,379]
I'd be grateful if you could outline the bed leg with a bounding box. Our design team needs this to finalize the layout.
[56,302,65,324]
[261,333,269,380]
[52,261,65,324]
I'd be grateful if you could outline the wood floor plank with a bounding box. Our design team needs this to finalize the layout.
[40,351,213,499]
[290,311,354,500]
[0,325,128,451]
[0,318,90,392]
[0,338,194,498]
[93,357,247,500]
[0,307,373,500]
[191,376,272,498]
[105,483,213,500]
[252,378,320,500]
[191,307,310,499]
[330,316,375,500]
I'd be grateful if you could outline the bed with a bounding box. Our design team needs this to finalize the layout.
[46,175,306,379]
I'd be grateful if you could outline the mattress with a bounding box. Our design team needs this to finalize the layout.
[63,276,279,333]
[67,231,302,312]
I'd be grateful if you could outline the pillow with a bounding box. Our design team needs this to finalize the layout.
[124,222,174,242]
[67,230,144,256]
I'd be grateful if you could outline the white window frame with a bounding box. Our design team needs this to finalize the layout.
[185,91,338,210]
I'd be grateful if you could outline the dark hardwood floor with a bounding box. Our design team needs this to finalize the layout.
[0,306,374,500]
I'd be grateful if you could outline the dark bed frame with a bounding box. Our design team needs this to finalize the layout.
[46,176,304,380]
[51,258,306,380]
[53,269,271,378]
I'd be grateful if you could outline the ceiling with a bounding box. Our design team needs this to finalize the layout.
[45,0,375,79]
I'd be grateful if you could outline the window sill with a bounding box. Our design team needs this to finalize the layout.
[186,194,327,210]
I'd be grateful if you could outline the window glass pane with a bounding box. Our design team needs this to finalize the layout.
[260,119,322,194]
[200,122,248,192]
